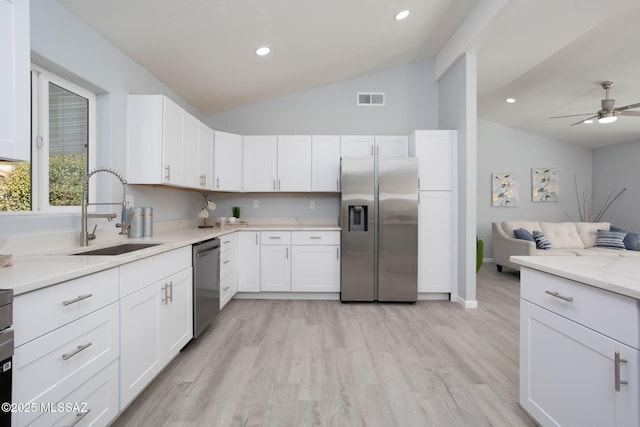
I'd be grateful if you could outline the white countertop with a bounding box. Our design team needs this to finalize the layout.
[511,256,640,300]
[1,225,340,296]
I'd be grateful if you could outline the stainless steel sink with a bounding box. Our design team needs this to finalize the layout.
[71,243,162,256]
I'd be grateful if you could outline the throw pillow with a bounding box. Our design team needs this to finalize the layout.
[610,225,640,251]
[513,228,535,242]
[595,229,626,250]
[532,231,551,250]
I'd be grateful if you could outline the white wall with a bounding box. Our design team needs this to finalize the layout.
[206,60,438,135]
[477,120,593,258]
[438,53,477,306]
[0,0,206,238]
[592,139,640,231]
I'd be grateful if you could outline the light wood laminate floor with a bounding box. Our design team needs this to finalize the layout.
[112,264,535,426]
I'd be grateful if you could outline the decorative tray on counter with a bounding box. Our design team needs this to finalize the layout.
[218,221,249,228]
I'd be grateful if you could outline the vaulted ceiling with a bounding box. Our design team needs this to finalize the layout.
[58,0,640,148]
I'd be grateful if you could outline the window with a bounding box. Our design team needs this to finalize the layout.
[0,66,96,212]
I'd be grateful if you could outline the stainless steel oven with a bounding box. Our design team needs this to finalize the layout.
[192,238,220,338]
[0,289,13,426]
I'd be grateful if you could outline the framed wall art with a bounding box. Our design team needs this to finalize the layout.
[532,168,559,202]
[492,173,518,207]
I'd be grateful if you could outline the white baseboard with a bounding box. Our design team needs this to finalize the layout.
[417,293,451,301]
[235,292,340,301]
[454,296,478,309]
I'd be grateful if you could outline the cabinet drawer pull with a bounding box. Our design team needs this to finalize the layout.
[62,342,92,360]
[224,286,230,291]
[68,408,91,426]
[223,259,231,264]
[615,351,628,392]
[62,294,93,306]
[544,290,573,302]
[269,236,281,239]
[223,240,231,244]
[310,236,322,239]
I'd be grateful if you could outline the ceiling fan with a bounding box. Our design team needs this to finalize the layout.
[550,81,640,126]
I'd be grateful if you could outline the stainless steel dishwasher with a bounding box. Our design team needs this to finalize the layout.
[192,238,220,338]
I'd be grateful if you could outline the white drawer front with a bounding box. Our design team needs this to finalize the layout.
[14,303,119,412]
[220,250,234,280]
[521,268,640,349]
[292,231,340,245]
[220,232,237,252]
[120,246,191,296]
[14,268,118,346]
[17,360,119,427]
[261,231,291,245]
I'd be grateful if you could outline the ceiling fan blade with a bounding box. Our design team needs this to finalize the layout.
[617,102,640,111]
[620,110,640,117]
[570,115,598,126]
[549,113,597,119]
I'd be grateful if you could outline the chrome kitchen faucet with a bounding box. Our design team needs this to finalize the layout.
[81,167,130,246]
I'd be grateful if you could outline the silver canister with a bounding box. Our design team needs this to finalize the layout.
[128,207,144,238]
[142,207,153,237]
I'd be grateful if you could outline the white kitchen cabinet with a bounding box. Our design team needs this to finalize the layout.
[341,135,408,158]
[127,95,187,186]
[312,135,341,192]
[220,233,238,309]
[374,135,409,157]
[410,130,456,191]
[237,231,261,292]
[185,113,214,190]
[243,135,278,191]
[277,135,311,191]
[119,247,192,408]
[260,231,292,292]
[418,191,454,293]
[291,245,340,292]
[520,268,640,427]
[214,130,243,191]
[340,135,375,157]
[0,0,29,161]
[120,267,192,408]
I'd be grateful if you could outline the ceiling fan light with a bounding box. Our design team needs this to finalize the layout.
[598,113,617,124]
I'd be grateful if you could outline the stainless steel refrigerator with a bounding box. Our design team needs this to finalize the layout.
[340,157,418,302]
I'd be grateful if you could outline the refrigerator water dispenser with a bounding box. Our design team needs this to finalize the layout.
[348,205,367,232]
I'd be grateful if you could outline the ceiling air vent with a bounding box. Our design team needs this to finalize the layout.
[357,92,385,106]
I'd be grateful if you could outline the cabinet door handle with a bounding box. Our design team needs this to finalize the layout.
[165,165,171,181]
[278,179,281,190]
[370,145,374,156]
[62,342,92,360]
[286,247,289,259]
[169,281,173,303]
[273,179,276,190]
[161,285,169,305]
[615,351,628,392]
[376,145,379,156]
[255,234,258,245]
[63,294,93,306]
[216,177,220,189]
[337,247,340,259]
[69,408,92,427]
[544,290,573,302]
[337,179,339,191]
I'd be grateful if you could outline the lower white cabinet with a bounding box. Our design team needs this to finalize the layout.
[291,245,340,292]
[120,266,192,408]
[237,231,260,292]
[260,245,291,292]
[220,233,238,309]
[520,269,640,426]
[418,191,453,293]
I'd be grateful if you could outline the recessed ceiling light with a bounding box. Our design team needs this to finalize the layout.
[394,10,410,20]
[255,47,270,56]
[505,98,516,104]
[583,119,594,124]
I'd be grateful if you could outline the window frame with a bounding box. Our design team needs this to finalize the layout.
[30,64,96,213]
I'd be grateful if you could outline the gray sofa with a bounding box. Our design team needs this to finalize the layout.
[492,221,640,272]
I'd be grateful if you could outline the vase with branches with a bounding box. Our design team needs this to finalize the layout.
[568,175,626,222]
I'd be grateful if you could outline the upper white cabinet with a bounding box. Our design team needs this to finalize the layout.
[127,95,187,186]
[243,135,311,192]
[312,135,341,192]
[277,135,311,191]
[0,0,29,161]
[341,135,408,158]
[410,130,456,191]
[374,135,409,157]
[243,135,277,191]
[214,130,243,191]
[185,113,214,190]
